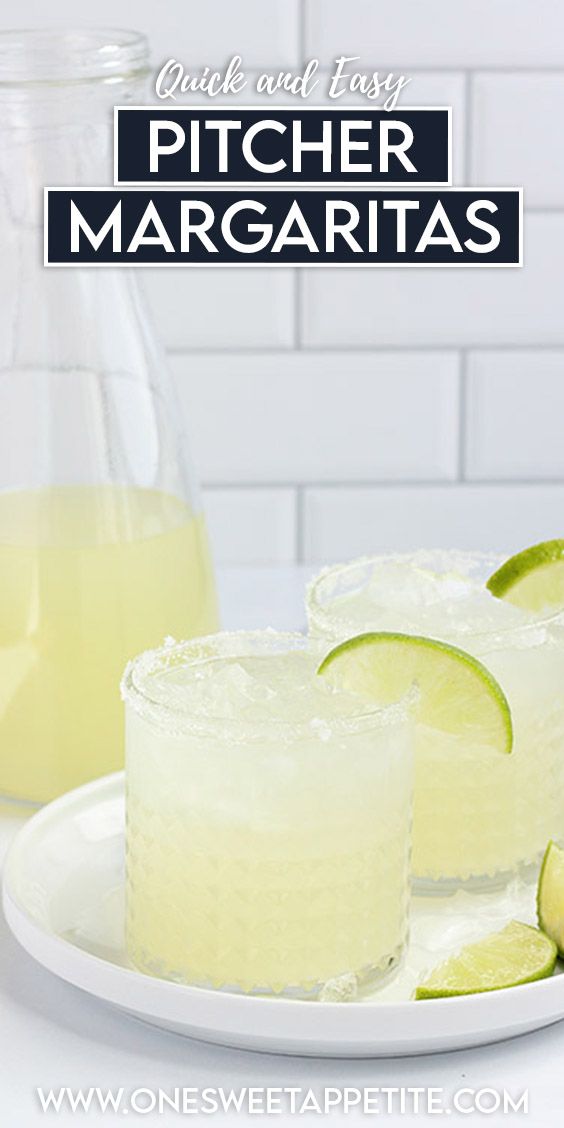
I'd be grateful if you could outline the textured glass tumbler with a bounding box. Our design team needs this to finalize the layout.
[307,550,564,890]
[123,631,414,998]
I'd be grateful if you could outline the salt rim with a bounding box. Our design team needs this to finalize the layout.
[120,628,416,739]
[306,548,564,646]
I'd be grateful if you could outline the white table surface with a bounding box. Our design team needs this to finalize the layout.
[1,565,564,1125]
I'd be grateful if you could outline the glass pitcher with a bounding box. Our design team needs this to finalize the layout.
[0,29,219,809]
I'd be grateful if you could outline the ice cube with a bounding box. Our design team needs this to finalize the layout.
[319,972,358,1002]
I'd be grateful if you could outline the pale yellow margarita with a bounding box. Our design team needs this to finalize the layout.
[307,550,564,887]
[0,485,217,804]
[123,631,413,996]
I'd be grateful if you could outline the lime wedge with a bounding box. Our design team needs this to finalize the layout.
[486,540,564,611]
[318,632,512,752]
[538,840,564,956]
[415,921,557,999]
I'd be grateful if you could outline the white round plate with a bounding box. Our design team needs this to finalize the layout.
[3,773,564,1058]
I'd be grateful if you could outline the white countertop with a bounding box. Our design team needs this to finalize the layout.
[1,566,564,1125]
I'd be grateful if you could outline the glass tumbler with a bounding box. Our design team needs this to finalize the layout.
[123,630,414,997]
[307,550,564,890]
[0,30,218,808]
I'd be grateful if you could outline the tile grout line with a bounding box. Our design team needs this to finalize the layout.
[458,350,468,482]
[293,269,303,348]
[295,486,306,564]
[293,0,306,352]
[298,0,307,68]
[308,65,564,76]
[464,71,473,183]
[169,343,564,357]
[203,478,564,491]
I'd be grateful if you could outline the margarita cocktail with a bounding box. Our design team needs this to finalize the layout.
[0,485,217,805]
[123,630,413,997]
[307,550,564,888]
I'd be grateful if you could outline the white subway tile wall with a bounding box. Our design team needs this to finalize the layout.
[5,1,564,564]
[305,0,564,67]
[171,352,460,484]
[471,74,564,208]
[142,270,295,351]
[303,485,564,562]
[202,488,297,565]
[465,352,564,480]
[302,215,564,349]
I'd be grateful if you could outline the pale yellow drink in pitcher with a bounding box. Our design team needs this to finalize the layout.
[0,484,218,805]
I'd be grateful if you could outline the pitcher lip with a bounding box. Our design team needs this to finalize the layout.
[0,28,149,85]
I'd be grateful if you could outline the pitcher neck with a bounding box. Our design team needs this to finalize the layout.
[0,28,148,88]
[0,28,149,231]
[0,29,149,187]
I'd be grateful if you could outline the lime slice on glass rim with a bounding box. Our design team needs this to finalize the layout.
[538,840,564,956]
[486,539,564,612]
[317,632,513,753]
[414,921,557,1000]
